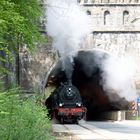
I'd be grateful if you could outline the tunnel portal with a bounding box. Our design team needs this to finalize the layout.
[46,50,130,120]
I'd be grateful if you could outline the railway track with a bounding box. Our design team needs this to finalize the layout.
[52,121,113,140]
[52,120,140,140]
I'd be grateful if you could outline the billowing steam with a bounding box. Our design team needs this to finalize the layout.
[46,0,91,80]
[100,54,138,101]
[76,49,138,102]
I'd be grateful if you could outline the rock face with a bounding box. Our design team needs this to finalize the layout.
[19,1,140,94]
[19,40,57,93]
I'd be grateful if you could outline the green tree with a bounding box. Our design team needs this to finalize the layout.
[0,0,45,84]
[0,0,43,48]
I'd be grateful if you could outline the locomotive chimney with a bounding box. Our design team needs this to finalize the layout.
[68,79,72,86]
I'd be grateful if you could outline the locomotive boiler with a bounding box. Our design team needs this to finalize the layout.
[49,80,87,123]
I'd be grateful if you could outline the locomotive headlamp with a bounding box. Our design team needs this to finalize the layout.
[59,103,63,107]
[59,103,64,107]
[76,103,81,107]
[68,88,71,92]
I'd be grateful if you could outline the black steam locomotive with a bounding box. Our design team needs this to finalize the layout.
[50,81,86,123]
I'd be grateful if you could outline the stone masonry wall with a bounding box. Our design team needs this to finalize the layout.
[83,5,140,32]
[79,0,140,4]
[19,40,57,93]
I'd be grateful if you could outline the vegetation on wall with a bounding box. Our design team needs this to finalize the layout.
[0,1,54,139]
[0,0,43,48]
[0,0,45,76]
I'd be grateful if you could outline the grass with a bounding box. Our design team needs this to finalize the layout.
[0,88,55,140]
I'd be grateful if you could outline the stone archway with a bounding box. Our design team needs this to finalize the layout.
[45,49,130,120]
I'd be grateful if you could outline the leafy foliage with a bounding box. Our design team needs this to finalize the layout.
[136,116,140,120]
[0,0,45,74]
[0,89,54,140]
[0,0,43,47]
[0,1,53,139]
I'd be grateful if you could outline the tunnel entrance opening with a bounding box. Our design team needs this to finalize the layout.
[45,50,130,121]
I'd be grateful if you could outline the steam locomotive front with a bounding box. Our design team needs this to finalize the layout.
[58,83,82,108]
[52,81,86,123]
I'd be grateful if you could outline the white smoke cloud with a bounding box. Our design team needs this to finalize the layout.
[100,55,138,101]
[46,0,92,79]
[46,0,91,56]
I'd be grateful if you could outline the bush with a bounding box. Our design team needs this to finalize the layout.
[136,117,140,120]
[0,88,54,140]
